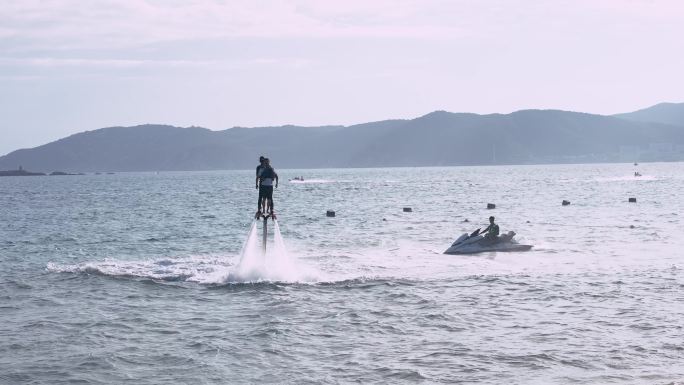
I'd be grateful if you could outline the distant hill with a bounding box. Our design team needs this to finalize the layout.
[614,102,684,126]
[1,108,684,172]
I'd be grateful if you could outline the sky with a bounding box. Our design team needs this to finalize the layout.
[1,0,683,155]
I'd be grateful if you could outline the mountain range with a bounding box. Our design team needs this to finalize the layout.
[2,103,683,172]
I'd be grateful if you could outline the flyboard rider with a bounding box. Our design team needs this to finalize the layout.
[255,156,265,216]
[255,157,278,219]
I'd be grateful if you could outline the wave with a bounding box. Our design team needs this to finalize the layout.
[46,235,327,286]
[594,175,658,182]
[46,255,233,284]
[45,256,432,288]
[288,178,338,184]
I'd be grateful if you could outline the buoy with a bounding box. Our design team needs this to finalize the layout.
[326,210,336,217]
[462,218,469,223]
[562,200,571,206]
[487,203,496,209]
[403,207,412,212]
[628,197,637,203]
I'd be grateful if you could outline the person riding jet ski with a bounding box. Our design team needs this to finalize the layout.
[481,216,499,244]
[443,216,532,254]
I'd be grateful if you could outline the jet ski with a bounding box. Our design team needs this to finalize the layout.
[444,228,533,255]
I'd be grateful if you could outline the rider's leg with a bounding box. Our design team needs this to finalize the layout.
[266,187,274,213]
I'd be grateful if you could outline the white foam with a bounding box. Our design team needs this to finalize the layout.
[46,254,234,284]
[46,220,325,285]
[225,219,322,283]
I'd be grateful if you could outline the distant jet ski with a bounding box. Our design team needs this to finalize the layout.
[444,228,533,255]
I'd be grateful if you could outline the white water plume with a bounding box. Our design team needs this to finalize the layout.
[229,219,320,283]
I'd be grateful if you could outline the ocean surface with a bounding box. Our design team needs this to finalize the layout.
[1,163,683,384]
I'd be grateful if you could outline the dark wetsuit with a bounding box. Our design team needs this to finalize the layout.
[256,164,265,210]
[483,223,500,239]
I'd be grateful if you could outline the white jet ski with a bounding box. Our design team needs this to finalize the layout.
[444,228,533,255]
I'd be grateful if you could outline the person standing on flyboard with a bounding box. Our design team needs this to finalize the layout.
[255,156,266,218]
[258,158,279,218]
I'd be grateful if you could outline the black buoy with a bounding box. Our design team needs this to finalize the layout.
[628,197,637,203]
[562,200,571,206]
[462,218,469,223]
[326,210,336,217]
[403,207,412,212]
[487,203,496,209]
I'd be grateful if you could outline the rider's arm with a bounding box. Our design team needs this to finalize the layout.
[275,172,279,188]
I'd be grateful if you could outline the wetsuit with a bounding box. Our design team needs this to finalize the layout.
[256,164,265,210]
[259,166,278,211]
[483,223,500,239]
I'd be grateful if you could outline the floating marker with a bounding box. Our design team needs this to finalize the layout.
[462,218,469,223]
[487,203,496,209]
[562,200,571,206]
[628,197,637,203]
[326,210,336,217]
[403,207,412,212]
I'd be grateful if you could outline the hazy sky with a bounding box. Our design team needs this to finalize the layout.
[1,0,683,155]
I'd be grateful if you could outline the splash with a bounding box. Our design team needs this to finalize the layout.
[46,219,323,285]
[233,221,261,275]
[227,218,321,283]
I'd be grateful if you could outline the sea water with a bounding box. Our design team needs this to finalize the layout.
[1,163,683,384]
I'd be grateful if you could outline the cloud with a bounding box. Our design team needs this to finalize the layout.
[3,0,682,56]
[0,55,314,77]
[2,0,682,79]
[0,0,472,52]
[0,57,215,68]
